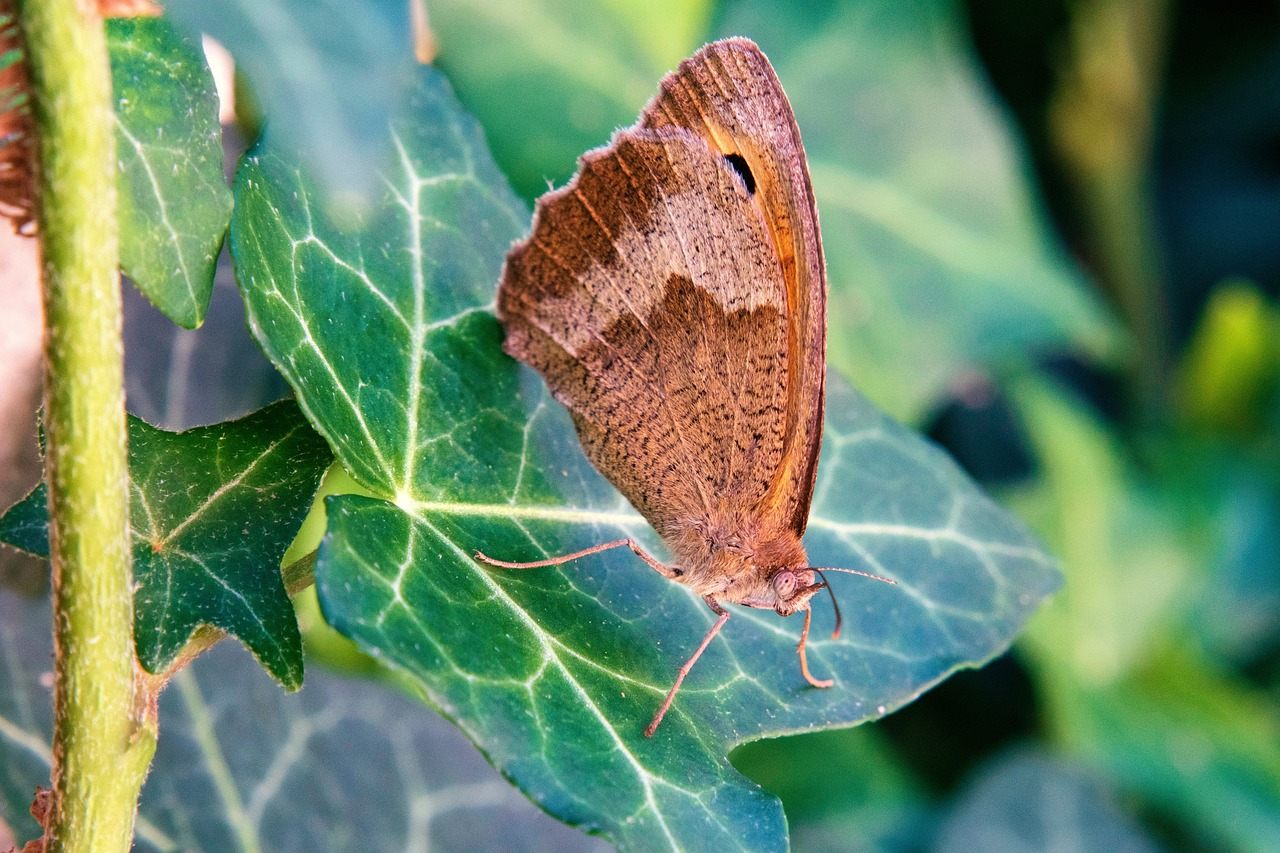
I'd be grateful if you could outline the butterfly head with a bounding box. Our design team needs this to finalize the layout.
[740,532,898,629]
[765,567,825,616]
[728,530,824,616]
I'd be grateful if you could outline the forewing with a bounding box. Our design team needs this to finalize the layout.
[641,38,827,537]
[498,126,791,547]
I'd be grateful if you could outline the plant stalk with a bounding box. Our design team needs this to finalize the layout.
[18,0,156,850]
[1050,0,1170,422]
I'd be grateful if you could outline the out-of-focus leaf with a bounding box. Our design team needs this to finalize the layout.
[0,587,606,852]
[430,0,713,199]
[1059,646,1280,852]
[164,0,415,215]
[1195,472,1280,665]
[731,727,932,853]
[714,0,1119,422]
[1011,381,1280,850]
[0,403,330,688]
[1047,0,1166,364]
[108,17,232,329]
[1012,379,1192,682]
[934,747,1160,853]
[0,593,47,848]
[123,257,290,431]
[1176,280,1279,433]
[232,63,1060,849]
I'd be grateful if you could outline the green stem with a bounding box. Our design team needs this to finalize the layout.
[1051,0,1170,422]
[19,1,156,850]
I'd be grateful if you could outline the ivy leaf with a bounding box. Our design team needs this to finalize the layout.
[122,263,290,431]
[107,16,232,329]
[231,65,1059,849]
[313,377,1058,850]
[0,482,45,558]
[231,68,527,499]
[0,588,605,852]
[0,402,331,688]
[936,748,1160,852]
[164,0,415,213]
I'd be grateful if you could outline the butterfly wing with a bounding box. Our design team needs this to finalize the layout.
[642,38,827,538]
[497,39,826,549]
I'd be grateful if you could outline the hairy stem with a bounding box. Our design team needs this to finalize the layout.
[19,0,156,849]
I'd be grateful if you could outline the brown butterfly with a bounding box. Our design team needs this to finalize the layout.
[477,37,893,737]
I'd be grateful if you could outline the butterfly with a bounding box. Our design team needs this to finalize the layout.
[477,37,892,736]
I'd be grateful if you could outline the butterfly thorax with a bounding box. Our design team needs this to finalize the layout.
[666,520,820,615]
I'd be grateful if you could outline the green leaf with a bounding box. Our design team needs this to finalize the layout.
[231,67,528,499]
[1194,472,1280,664]
[231,65,1060,849]
[712,0,1119,422]
[936,748,1160,852]
[0,481,45,557]
[0,588,604,852]
[122,269,290,430]
[314,377,1058,850]
[1071,647,1280,852]
[164,0,416,212]
[430,0,712,200]
[0,402,331,688]
[1011,379,1194,682]
[731,727,930,852]
[1176,279,1280,433]
[0,593,48,848]
[107,17,233,329]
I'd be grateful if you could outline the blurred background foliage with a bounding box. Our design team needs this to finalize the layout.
[1,0,1278,849]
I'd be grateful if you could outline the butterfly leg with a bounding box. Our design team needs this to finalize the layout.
[645,597,730,737]
[474,537,680,578]
[797,606,833,689]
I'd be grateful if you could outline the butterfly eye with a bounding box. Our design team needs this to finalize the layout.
[772,570,797,599]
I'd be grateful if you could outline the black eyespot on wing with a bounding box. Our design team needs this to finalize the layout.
[723,152,756,195]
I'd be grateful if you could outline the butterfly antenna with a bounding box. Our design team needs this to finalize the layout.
[810,566,898,585]
[809,568,843,640]
[808,567,898,640]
